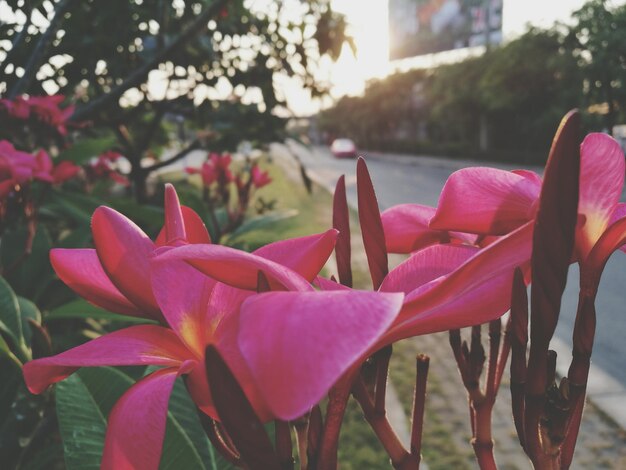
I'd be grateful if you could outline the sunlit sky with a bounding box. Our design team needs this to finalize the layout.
[281,0,598,116]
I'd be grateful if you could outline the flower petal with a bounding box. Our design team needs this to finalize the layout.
[383,271,514,343]
[92,206,160,316]
[101,368,179,470]
[150,254,215,355]
[380,244,479,295]
[583,216,626,289]
[155,206,212,246]
[238,290,404,420]
[609,203,626,254]
[576,133,625,259]
[382,204,443,253]
[253,229,338,282]
[23,325,191,394]
[155,244,313,292]
[314,276,351,291]
[430,167,541,235]
[394,221,534,337]
[50,249,144,317]
[163,184,187,244]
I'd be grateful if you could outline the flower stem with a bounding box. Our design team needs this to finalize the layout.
[409,354,429,467]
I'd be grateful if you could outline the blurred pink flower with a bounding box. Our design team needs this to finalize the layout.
[251,164,271,188]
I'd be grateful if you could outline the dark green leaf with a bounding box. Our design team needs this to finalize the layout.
[109,199,165,229]
[57,135,117,164]
[56,374,107,470]
[0,353,22,424]
[0,226,54,300]
[56,367,219,470]
[18,296,42,348]
[226,210,298,241]
[0,277,25,357]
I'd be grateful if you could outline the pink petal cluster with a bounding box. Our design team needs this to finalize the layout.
[85,151,129,186]
[424,133,626,266]
[0,140,79,198]
[23,184,404,469]
[251,164,272,188]
[0,95,75,136]
[186,152,234,187]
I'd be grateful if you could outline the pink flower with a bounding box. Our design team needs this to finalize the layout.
[23,184,404,469]
[317,158,533,350]
[25,95,74,136]
[87,151,129,186]
[0,141,36,197]
[251,164,272,188]
[51,160,81,184]
[429,133,626,266]
[186,152,235,188]
[0,97,30,120]
[33,150,54,182]
[186,160,217,186]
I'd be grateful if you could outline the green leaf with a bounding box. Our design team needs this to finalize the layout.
[0,226,54,300]
[56,367,222,470]
[56,374,107,470]
[47,299,156,324]
[18,297,42,348]
[109,199,165,230]
[19,442,65,470]
[57,135,117,164]
[0,277,25,356]
[0,351,22,424]
[226,210,298,241]
[44,190,101,224]
[166,378,218,468]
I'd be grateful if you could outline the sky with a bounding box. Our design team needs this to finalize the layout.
[280,0,596,116]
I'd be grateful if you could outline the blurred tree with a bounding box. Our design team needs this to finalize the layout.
[320,28,583,163]
[478,27,581,156]
[566,0,626,132]
[0,0,352,200]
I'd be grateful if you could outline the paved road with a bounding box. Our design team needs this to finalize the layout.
[285,142,626,397]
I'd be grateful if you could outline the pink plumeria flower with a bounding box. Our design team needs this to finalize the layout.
[49,185,212,322]
[24,184,404,469]
[316,158,533,352]
[0,141,36,197]
[186,160,217,186]
[51,160,81,184]
[429,133,626,266]
[26,95,75,136]
[251,164,272,189]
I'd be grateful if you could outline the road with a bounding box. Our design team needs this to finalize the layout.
[285,143,626,398]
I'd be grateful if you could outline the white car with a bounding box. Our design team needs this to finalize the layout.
[330,138,357,159]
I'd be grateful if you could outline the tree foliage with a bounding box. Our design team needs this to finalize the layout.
[0,0,351,199]
[566,0,626,130]
[320,3,626,164]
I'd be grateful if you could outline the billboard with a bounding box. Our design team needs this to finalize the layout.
[389,0,503,60]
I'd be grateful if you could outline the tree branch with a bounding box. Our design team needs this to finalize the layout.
[145,139,201,172]
[8,0,76,98]
[70,0,229,122]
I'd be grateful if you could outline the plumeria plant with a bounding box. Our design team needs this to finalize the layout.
[186,152,273,241]
[1,109,625,470]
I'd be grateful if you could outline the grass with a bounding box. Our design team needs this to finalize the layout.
[389,339,474,470]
